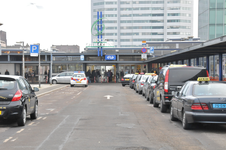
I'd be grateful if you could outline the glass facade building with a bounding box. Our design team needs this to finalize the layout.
[199,0,226,41]
[91,0,194,47]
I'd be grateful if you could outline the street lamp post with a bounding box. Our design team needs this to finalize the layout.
[17,41,25,77]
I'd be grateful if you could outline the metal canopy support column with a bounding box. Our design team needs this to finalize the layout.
[116,63,119,83]
[219,53,223,81]
[196,57,199,66]
[188,59,191,66]
[213,56,215,78]
[206,55,209,72]
[182,60,184,64]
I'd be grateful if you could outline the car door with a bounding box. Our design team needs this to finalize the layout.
[23,78,35,114]
[18,78,31,114]
[57,73,66,83]
[65,72,73,83]
[177,83,190,119]
[155,74,164,103]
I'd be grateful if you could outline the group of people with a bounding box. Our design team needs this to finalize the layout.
[0,70,11,75]
[85,69,114,83]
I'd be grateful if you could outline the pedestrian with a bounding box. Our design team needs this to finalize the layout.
[120,70,124,79]
[92,70,97,83]
[31,70,35,83]
[86,70,91,83]
[44,70,47,81]
[116,72,119,83]
[107,70,110,82]
[96,69,100,83]
[5,70,10,75]
[25,72,29,80]
[48,70,50,83]
[110,70,113,82]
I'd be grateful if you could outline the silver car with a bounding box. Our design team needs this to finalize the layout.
[51,71,74,84]
[136,75,148,94]
[142,75,153,97]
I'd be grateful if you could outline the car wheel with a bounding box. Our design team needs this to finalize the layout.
[182,111,192,130]
[17,106,27,126]
[149,93,153,104]
[160,98,167,113]
[30,102,38,119]
[153,96,159,107]
[170,105,177,121]
[70,84,74,87]
[85,85,88,87]
[122,84,125,87]
[52,80,57,84]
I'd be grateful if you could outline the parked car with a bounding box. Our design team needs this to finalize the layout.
[142,73,156,97]
[0,75,39,126]
[136,73,147,94]
[121,74,134,86]
[153,65,209,113]
[70,71,88,87]
[146,75,158,103]
[171,77,226,129]
[129,74,138,89]
[51,71,74,84]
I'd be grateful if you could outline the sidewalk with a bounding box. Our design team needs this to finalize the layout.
[31,84,68,97]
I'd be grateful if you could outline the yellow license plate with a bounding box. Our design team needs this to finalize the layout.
[0,111,2,115]
[76,81,81,83]
[125,79,130,81]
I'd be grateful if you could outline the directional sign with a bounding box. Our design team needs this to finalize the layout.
[141,47,147,53]
[80,55,84,61]
[30,45,39,57]
[150,47,154,54]
[105,55,116,60]
[141,54,147,60]
[142,41,146,46]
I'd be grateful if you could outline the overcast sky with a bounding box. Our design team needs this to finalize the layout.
[0,0,198,51]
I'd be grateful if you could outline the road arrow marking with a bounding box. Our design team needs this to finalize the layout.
[104,95,113,100]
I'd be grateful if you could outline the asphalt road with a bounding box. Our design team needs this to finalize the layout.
[0,83,226,150]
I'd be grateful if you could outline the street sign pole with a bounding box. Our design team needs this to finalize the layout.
[38,44,41,88]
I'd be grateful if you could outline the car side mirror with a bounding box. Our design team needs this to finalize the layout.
[33,87,39,92]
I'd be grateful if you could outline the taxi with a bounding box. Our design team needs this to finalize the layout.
[121,74,134,87]
[129,73,139,89]
[171,77,226,130]
[70,71,88,87]
[142,73,156,97]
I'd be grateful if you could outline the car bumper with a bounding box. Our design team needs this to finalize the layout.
[0,102,23,120]
[121,81,130,85]
[186,112,226,124]
[138,85,143,91]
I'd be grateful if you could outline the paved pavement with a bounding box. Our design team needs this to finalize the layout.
[30,84,68,97]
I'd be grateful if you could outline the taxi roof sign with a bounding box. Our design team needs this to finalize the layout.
[145,73,155,75]
[135,73,139,75]
[169,64,187,68]
[74,71,84,74]
[197,77,210,82]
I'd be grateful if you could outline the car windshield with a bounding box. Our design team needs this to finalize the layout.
[132,75,137,79]
[124,74,133,78]
[0,80,16,90]
[193,83,226,96]
[73,74,85,78]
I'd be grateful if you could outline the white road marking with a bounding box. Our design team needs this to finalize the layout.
[11,138,18,142]
[4,137,13,143]
[37,117,42,120]
[29,122,35,126]
[35,116,70,150]
[46,109,55,112]
[43,117,47,120]
[104,95,113,100]
[77,92,81,95]
[16,129,24,133]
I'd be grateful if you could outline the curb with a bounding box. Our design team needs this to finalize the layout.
[36,85,68,97]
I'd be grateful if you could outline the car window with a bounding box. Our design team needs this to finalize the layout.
[145,77,149,82]
[0,80,16,90]
[67,73,73,76]
[73,74,85,77]
[142,76,146,80]
[59,73,66,76]
[22,78,32,93]
[193,83,226,96]
[18,79,28,90]
[124,74,133,78]
[181,84,190,97]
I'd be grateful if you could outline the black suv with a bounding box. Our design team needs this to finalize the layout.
[153,65,209,113]
[0,75,39,126]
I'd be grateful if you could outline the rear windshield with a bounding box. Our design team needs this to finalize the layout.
[73,74,85,77]
[169,68,207,83]
[141,76,147,80]
[193,83,226,96]
[124,74,133,78]
[0,80,16,90]
[132,75,137,79]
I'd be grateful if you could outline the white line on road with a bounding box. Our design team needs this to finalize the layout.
[4,137,13,143]
[29,122,35,126]
[16,129,24,133]
[37,117,42,120]
[35,116,69,150]
[43,117,47,120]
[11,138,18,142]
[77,92,81,95]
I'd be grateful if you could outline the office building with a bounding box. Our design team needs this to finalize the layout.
[91,0,194,47]
[199,0,226,41]
[0,30,7,47]
[51,45,80,53]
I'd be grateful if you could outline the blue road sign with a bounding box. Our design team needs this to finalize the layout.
[141,47,147,53]
[30,45,39,57]
[80,55,84,61]
[105,55,116,60]
[150,47,154,54]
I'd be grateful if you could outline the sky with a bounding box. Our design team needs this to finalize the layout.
[0,0,198,52]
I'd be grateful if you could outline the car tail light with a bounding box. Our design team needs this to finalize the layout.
[84,78,86,80]
[132,80,135,83]
[121,78,124,81]
[206,70,209,77]
[165,97,168,99]
[141,82,144,85]
[164,70,169,93]
[71,77,73,80]
[12,90,22,101]
[191,103,209,110]
[153,85,156,89]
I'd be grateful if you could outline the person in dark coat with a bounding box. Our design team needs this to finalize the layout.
[5,70,9,75]
[16,71,19,76]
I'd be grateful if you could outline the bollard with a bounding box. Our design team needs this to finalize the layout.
[107,77,109,83]
[94,77,96,83]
